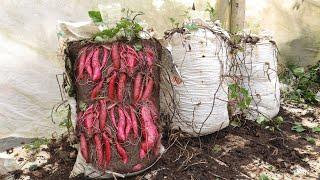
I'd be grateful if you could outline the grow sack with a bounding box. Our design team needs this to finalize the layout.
[240,39,280,120]
[163,22,230,136]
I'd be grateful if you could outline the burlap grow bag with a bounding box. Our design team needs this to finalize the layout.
[58,22,163,178]
[163,24,230,136]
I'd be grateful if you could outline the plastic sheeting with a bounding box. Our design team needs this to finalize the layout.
[166,25,229,136]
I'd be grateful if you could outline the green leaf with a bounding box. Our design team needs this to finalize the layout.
[88,11,103,23]
[292,67,305,77]
[230,120,241,127]
[256,116,267,125]
[305,137,316,144]
[79,102,87,112]
[184,23,199,31]
[312,126,320,133]
[212,145,222,153]
[291,122,306,133]
[259,174,271,180]
[274,116,284,125]
[133,42,143,51]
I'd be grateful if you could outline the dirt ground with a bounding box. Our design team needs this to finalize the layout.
[4,102,320,180]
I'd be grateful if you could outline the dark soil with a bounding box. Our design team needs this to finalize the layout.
[8,106,320,179]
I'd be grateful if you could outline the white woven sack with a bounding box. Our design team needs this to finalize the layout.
[166,28,229,136]
[242,41,280,119]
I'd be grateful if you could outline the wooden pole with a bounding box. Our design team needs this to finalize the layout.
[230,0,246,33]
[215,0,230,30]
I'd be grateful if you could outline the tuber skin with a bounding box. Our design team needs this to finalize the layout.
[110,106,117,130]
[116,142,128,164]
[117,73,127,101]
[94,134,104,168]
[102,132,111,168]
[139,105,159,159]
[108,72,117,101]
[77,47,87,80]
[80,133,90,163]
[99,99,107,130]
[133,73,143,103]
[91,78,104,100]
[123,108,132,139]
[116,107,126,142]
[129,106,139,139]
[100,47,109,70]
[84,47,95,79]
[111,43,121,70]
[141,77,154,100]
[92,48,102,82]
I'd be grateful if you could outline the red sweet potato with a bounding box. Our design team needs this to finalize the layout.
[116,142,128,164]
[84,110,94,136]
[91,78,104,100]
[139,105,159,159]
[84,47,95,78]
[117,73,127,101]
[94,134,104,168]
[129,106,138,139]
[99,99,107,130]
[92,48,102,82]
[117,107,126,142]
[108,72,117,101]
[141,77,154,100]
[123,108,132,139]
[102,133,111,167]
[80,133,90,163]
[133,73,143,103]
[132,164,143,172]
[111,43,120,70]
[77,47,87,80]
[100,47,109,70]
[110,106,117,129]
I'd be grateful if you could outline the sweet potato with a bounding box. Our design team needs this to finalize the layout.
[99,99,107,130]
[110,106,117,129]
[108,72,117,101]
[102,133,111,167]
[91,78,104,100]
[92,48,102,82]
[141,77,154,100]
[94,134,104,168]
[133,73,143,103]
[77,47,87,80]
[132,164,143,172]
[129,106,138,139]
[117,107,126,142]
[139,105,159,159]
[116,142,128,164]
[100,47,109,70]
[84,110,94,136]
[117,73,127,101]
[111,43,120,70]
[123,108,132,139]
[84,47,95,78]
[80,133,90,163]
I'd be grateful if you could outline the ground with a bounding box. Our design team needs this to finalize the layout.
[3,102,320,180]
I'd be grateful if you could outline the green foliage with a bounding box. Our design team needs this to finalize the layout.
[212,145,222,153]
[291,122,306,133]
[184,23,199,31]
[280,62,320,104]
[312,126,320,133]
[228,83,252,111]
[59,118,72,129]
[256,116,284,132]
[205,2,216,22]
[90,9,144,42]
[24,138,49,151]
[259,174,271,180]
[88,11,103,23]
[79,102,87,112]
[305,137,316,145]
